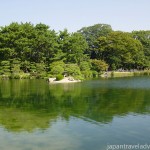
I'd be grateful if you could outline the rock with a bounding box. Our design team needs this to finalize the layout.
[48,78,56,83]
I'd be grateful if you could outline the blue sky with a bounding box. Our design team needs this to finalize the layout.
[0,0,150,32]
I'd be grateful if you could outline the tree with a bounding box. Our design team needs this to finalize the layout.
[57,29,70,61]
[91,59,108,72]
[0,61,11,75]
[66,33,88,64]
[65,64,82,76]
[94,31,145,70]
[50,61,65,75]
[132,31,150,68]
[58,30,88,64]
[50,66,64,76]
[79,61,91,71]
[32,23,59,63]
[11,59,21,74]
[0,22,35,61]
[78,24,112,58]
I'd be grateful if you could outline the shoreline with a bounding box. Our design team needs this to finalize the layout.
[101,71,150,78]
[48,77,81,84]
[0,70,150,80]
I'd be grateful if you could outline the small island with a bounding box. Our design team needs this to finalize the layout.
[48,76,81,84]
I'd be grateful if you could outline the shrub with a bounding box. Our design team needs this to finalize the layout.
[111,63,116,71]
[81,70,93,78]
[36,63,46,73]
[0,75,10,79]
[50,61,65,70]
[92,71,98,77]
[80,61,91,71]
[11,74,21,79]
[65,64,81,76]
[11,59,21,74]
[36,72,47,79]
[91,59,109,72]
[74,75,84,80]
[56,74,64,81]
[30,62,36,72]
[20,73,30,79]
[50,65,64,75]
[0,61,11,75]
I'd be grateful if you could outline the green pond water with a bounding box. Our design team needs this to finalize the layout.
[0,77,150,150]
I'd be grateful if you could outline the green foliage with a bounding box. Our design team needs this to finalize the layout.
[132,31,150,68]
[81,70,93,78]
[11,59,21,74]
[94,31,145,70]
[65,64,82,76]
[30,62,36,73]
[0,61,11,75]
[78,24,112,57]
[74,75,84,80]
[56,74,64,81]
[92,70,98,78]
[36,63,46,73]
[0,22,150,79]
[11,74,21,79]
[91,59,109,73]
[20,73,30,79]
[111,64,116,71]
[66,33,88,63]
[50,61,65,70]
[79,61,91,71]
[20,61,30,73]
[50,65,64,75]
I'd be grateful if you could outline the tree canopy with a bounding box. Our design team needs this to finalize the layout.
[0,22,149,79]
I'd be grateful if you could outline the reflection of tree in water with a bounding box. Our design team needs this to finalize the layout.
[0,79,150,132]
[0,107,56,132]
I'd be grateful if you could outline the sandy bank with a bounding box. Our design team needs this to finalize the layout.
[48,77,81,84]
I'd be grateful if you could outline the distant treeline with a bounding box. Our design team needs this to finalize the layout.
[0,22,150,79]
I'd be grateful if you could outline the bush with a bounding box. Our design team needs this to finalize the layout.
[81,70,93,78]
[30,62,36,72]
[36,72,47,79]
[56,74,64,81]
[111,63,116,71]
[0,61,11,75]
[74,75,84,80]
[0,75,10,79]
[50,65,64,75]
[80,61,91,71]
[36,63,46,73]
[11,74,21,79]
[92,71,98,77]
[50,61,65,70]
[65,64,81,76]
[20,73,30,79]
[47,74,54,78]
[91,59,109,72]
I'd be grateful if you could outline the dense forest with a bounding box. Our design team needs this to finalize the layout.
[0,22,150,79]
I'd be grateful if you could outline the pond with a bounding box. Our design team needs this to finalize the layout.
[0,76,150,150]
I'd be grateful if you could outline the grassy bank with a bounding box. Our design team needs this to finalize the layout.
[1,70,150,80]
[0,73,47,80]
[101,70,150,78]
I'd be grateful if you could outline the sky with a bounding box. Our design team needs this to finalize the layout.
[0,0,150,32]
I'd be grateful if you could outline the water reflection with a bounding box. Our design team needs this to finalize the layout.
[0,77,150,132]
